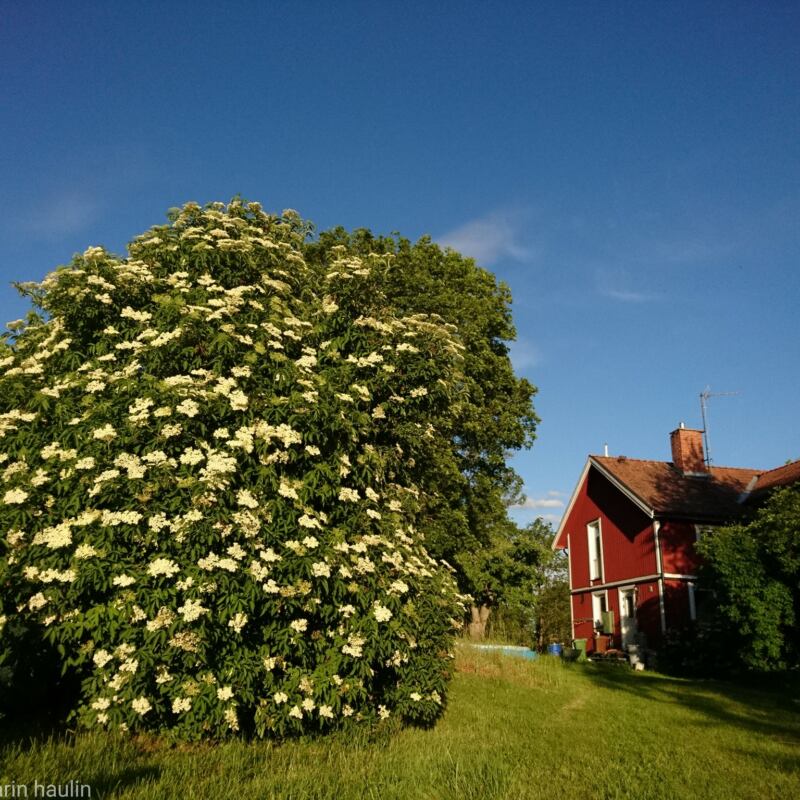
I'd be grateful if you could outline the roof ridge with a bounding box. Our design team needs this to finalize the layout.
[750,458,800,479]
[593,453,761,521]
[593,454,759,473]
[709,464,763,474]
[591,455,665,464]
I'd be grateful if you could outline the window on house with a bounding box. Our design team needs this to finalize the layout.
[691,585,715,624]
[622,590,635,619]
[688,582,696,622]
[592,592,607,627]
[694,525,715,542]
[587,520,602,580]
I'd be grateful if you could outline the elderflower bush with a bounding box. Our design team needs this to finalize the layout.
[0,201,467,739]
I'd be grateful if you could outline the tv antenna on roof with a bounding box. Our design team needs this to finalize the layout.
[699,386,740,467]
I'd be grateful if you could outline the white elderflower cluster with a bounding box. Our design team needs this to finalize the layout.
[179,448,205,466]
[114,452,146,479]
[373,603,393,623]
[120,307,152,323]
[2,488,28,504]
[128,397,154,424]
[147,607,175,631]
[74,543,98,559]
[311,562,330,578]
[228,613,248,633]
[278,480,298,500]
[217,685,234,701]
[32,522,72,549]
[176,399,200,418]
[132,697,152,715]
[92,424,117,442]
[148,558,180,578]
[178,599,208,622]
[172,697,192,714]
[236,489,258,509]
[342,633,365,658]
[289,618,308,633]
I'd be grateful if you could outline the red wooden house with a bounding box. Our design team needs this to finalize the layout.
[552,425,800,656]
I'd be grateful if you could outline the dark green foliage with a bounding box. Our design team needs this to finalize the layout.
[695,484,800,672]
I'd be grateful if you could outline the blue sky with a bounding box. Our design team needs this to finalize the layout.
[2,1,798,527]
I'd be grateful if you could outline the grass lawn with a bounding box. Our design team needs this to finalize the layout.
[1,646,798,799]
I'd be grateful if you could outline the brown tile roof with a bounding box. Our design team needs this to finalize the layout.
[750,459,800,495]
[591,455,760,521]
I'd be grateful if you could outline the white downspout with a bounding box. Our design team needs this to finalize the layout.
[653,520,667,634]
[567,534,574,641]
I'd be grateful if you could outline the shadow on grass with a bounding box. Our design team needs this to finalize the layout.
[0,705,71,748]
[90,766,163,799]
[580,662,800,757]
[0,704,165,798]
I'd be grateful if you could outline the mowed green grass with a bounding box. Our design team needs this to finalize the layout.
[1,647,798,800]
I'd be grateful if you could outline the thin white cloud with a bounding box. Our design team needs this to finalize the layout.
[646,237,736,266]
[596,268,658,303]
[508,337,540,372]
[25,191,99,237]
[438,208,534,266]
[511,495,565,510]
[599,287,654,303]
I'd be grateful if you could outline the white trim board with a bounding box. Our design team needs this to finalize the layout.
[587,518,603,581]
[571,574,661,593]
[654,520,667,634]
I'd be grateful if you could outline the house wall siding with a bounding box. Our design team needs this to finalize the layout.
[571,579,662,652]
[634,581,663,647]
[571,592,595,645]
[659,521,701,575]
[563,467,657,590]
[663,578,692,629]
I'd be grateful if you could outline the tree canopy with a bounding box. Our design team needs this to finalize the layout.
[304,229,538,604]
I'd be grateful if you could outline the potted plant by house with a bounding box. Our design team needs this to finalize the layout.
[593,615,612,654]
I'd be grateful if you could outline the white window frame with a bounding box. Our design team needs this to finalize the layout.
[591,590,608,628]
[617,585,637,646]
[617,585,636,621]
[688,581,697,621]
[587,519,603,581]
[694,524,715,542]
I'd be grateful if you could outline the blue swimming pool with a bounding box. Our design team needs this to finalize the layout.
[460,643,539,660]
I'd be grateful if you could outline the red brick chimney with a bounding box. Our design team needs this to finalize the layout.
[670,424,707,474]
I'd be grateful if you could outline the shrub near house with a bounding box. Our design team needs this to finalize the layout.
[0,201,467,739]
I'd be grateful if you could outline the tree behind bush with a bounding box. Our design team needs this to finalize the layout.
[304,230,538,620]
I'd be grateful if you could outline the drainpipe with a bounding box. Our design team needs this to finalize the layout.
[653,520,667,634]
[567,534,574,640]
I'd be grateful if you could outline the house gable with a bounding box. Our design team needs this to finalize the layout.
[555,460,658,587]
[553,457,653,551]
